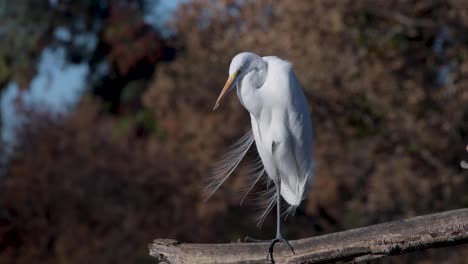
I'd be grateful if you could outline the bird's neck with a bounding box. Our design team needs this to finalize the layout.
[237,60,268,117]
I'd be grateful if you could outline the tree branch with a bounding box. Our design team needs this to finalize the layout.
[149,208,468,263]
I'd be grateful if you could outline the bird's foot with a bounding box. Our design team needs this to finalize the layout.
[244,236,266,242]
[266,235,295,263]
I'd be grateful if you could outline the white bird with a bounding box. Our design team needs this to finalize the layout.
[206,52,314,260]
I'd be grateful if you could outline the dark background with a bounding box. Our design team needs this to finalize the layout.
[0,0,467,263]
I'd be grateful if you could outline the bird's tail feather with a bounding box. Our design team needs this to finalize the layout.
[238,155,265,205]
[204,130,254,201]
[282,203,299,220]
[205,130,303,227]
[253,184,277,228]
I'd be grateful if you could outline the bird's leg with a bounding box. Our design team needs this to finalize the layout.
[266,177,295,263]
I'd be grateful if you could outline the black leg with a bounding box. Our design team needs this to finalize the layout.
[266,177,295,263]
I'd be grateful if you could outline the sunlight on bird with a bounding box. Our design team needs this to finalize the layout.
[206,52,314,262]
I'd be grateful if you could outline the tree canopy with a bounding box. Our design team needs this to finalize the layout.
[1,1,468,263]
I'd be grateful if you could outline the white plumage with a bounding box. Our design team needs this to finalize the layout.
[207,52,313,259]
[248,56,313,207]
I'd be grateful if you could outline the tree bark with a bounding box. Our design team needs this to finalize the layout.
[149,208,468,263]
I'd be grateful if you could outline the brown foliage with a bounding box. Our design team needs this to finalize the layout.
[2,0,468,263]
[144,0,468,261]
[103,3,165,76]
[148,0,468,224]
[0,101,214,264]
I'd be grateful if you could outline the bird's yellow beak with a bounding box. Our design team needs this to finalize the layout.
[213,71,238,111]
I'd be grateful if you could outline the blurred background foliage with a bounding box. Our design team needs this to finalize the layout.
[0,0,468,263]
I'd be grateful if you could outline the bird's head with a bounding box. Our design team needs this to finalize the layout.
[213,52,264,110]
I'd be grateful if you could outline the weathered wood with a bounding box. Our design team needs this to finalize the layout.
[149,208,468,263]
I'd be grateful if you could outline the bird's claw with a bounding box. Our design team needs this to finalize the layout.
[266,235,295,263]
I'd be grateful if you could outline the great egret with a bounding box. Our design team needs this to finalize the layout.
[207,52,314,260]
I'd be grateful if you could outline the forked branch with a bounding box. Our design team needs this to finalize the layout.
[149,208,468,263]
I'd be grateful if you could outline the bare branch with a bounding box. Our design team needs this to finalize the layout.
[149,208,468,263]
